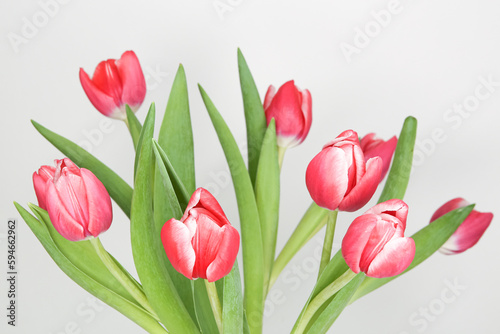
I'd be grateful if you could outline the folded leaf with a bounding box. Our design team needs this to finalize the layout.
[130,105,200,334]
[126,105,143,150]
[238,49,267,186]
[199,84,264,334]
[223,262,244,334]
[15,203,166,333]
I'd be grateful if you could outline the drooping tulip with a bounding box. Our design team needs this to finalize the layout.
[360,133,397,181]
[79,50,146,120]
[305,130,382,212]
[430,198,493,255]
[161,188,240,282]
[263,80,312,148]
[342,199,415,278]
[33,158,113,241]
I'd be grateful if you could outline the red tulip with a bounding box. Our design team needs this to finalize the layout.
[161,188,240,282]
[360,133,397,181]
[342,199,415,278]
[305,130,382,212]
[79,50,146,120]
[33,158,113,241]
[263,80,312,148]
[430,198,493,255]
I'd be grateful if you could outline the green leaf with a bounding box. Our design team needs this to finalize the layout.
[15,203,167,333]
[304,274,365,334]
[199,84,265,334]
[193,280,220,334]
[378,116,417,203]
[152,140,191,210]
[152,141,184,219]
[350,204,475,302]
[126,105,143,150]
[134,103,156,179]
[157,64,196,194]
[223,262,244,334]
[153,65,197,326]
[238,48,267,186]
[130,105,200,334]
[270,203,329,288]
[254,119,280,291]
[31,120,133,218]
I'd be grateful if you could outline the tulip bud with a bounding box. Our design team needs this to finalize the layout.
[430,198,493,255]
[342,199,415,278]
[33,158,113,241]
[305,130,382,212]
[79,50,146,120]
[263,80,312,148]
[360,133,397,181]
[161,188,240,282]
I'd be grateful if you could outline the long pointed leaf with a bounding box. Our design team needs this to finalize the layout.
[238,48,267,186]
[378,116,417,203]
[126,105,143,149]
[130,105,199,334]
[199,85,265,333]
[254,119,280,291]
[31,121,133,217]
[223,262,244,334]
[193,280,220,334]
[15,203,166,333]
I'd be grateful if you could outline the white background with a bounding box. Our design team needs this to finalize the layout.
[1,0,499,333]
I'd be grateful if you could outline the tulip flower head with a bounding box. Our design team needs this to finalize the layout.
[79,50,146,120]
[430,198,493,255]
[306,130,382,212]
[342,199,415,278]
[161,188,240,282]
[360,133,397,181]
[33,158,113,242]
[263,80,312,148]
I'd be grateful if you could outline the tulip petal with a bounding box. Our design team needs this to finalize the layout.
[306,147,348,211]
[298,88,312,142]
[341,214,379,273]
[116,51,147,109]
[363,135,397,180]
[365,199,408,229]
[206,225,240,282]
[441,211,493,254]
[366,237,415,278]
[359,219,396,273]
[430,198,469,222]
[197,188,231,225]
[91,59,123,103]
[53,172,90,226]
[161,219,196,280]
[79,68,124,119]
[339,157,382,212]
[263,85,276,110]
[80,169,113,237]
[45,182,86,241]
[191,214,225,279]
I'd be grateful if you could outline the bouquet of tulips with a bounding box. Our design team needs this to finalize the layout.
[15,49,493,334]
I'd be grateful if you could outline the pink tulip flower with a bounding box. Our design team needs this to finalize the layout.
[33,158,113,241]
[342,199,415,278]
[360,133,397,181]
[263,80,312,148]
[161,188,240,282]
[430,198,493,255]
[305,130,382,212]
[79,50,146,120]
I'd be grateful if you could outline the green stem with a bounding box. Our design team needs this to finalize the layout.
[90,237,159,320]
[293,269,357,334]
[277,145,287,170]
[317,210,338,279]
[269,203,329,290]
[205,280,223,334]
